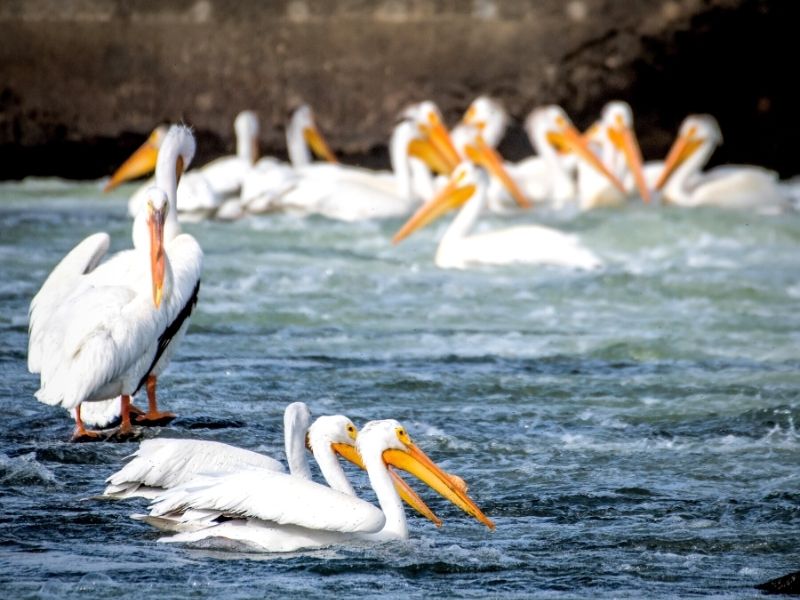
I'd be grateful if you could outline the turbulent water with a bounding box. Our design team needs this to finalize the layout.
[1,178,799,598]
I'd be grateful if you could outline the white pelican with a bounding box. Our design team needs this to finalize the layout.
[123,126,204,427]
[485,105,638,213]
[106,111,260,217]
[451,96,509,151]
[393,162,602,270]
[655,114,789,211]
[243,117,441,222]
[30,126,202,440]
[285,104,339,167]
[32,188,174,440]
[144,420,493,552]
[575,101,652,210]
[104,403,440,526]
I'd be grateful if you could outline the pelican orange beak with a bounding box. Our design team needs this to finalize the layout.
[606,121,651,203]
[331,442,442,527]
[419,111,461,174]
[654,126,704,190]
[104,130,161,192]
[383,440,495,530]
[303,125,338,163]
[464,136,531,209]
[148,205,166,308]
[408,138,454,175]
[547,120,626,193]
[392,171,476,244]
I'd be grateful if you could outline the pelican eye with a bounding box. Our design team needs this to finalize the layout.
[346,424,357,440]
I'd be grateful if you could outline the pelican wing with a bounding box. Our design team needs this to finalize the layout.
[149,469,386,534]
[104,439,285,498]
[35,282,160,408]
[28,232,110,373]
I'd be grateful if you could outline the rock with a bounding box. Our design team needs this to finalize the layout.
[0,0,796,179]
[756,571,800,595]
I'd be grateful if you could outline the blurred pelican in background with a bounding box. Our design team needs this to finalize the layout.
[105,111,260,217]
[393,161,601,270]
[576,101,652,210]
[655,114,789,211]
[451,96,509,151]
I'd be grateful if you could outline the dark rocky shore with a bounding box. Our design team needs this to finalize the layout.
[0,0,795,180]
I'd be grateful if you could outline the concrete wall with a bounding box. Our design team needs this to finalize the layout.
[0,0,795,179]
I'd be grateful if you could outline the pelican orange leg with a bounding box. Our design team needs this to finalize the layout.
[134,375,176,426]
[71,404,102,442]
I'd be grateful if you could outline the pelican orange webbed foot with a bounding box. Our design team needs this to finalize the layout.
[71,405,104,442]
[105,395,143,442]
[133,375,177,427]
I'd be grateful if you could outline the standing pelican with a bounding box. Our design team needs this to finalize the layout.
[393,162,602,270]
[143,420,493,552]
[31,187,175,440]
[30,126,202,440]
[655,114,789,211]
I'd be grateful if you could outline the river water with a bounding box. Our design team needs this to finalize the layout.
[1,178,799,598]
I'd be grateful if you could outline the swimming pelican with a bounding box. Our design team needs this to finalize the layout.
[106,111,260,216]
[393,162,602,270]
[144,420,493,552]
[576,101,652,210]
[104,403,440,525]
[247,117,438,221]
[285,104,339,167]
[655,114,789,211]
[451,96,509,151]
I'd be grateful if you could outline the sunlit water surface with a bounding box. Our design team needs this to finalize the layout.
[1,179,800,598]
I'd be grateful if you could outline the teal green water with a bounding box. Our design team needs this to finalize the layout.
[1,178,799,598]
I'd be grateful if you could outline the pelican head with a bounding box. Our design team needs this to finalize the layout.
[104,125,169,192]
[655,114,722,190]
[144,187,169,308]
[307,415,442,526]
[156,125,196,190]
[234,110,260,164]
[392,162,485,244]
[599,101,651,202]
[403,100,462,174]
[288,104,337,163]
[461,96,509,148]
[526,105,626,194]
[357,419,495,530]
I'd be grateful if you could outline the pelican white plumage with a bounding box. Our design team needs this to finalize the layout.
[104,402,440,527]
[393,162,602,270]
[102,402,305,500]
[30,187,175,440]
[29,125,202,440]
[451,96,509,151]
[244,118,438,221]
[482,105,626,213]
[576,101,652,210]
[106,111,260,217]
[285,104,339,167]
[655,114,789,211]
[143,419,492,552]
